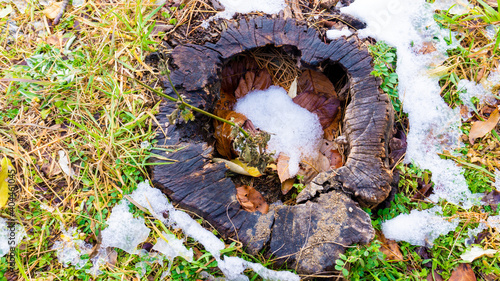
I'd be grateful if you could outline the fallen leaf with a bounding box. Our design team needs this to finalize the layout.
[43,1,64,19]
[58,150,76,178]
[460,246,498,263]
[220,57,260,96]
[288,76,298,98]
[293,91,340,128]
[236,185,269,214]
[290,0,303,20]
[213,110,248,159]
[323,111,341,141]
[417,42,437,54]
[234,69,272,99]
[449,264,477,281]
[276,153,291,183]
[469,109,500,144]
[319,139,343,168]
[389,129,407,168]
[296,154,331,184]
[378,231,404,262]
[0,157,15,208]
[413,183,433,200]
[297,69,337,99]
[281,178,295,195]
[213,158,261,177]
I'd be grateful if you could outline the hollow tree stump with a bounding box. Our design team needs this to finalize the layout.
[150,16,393,275]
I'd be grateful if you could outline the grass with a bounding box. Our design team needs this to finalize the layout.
[1,0,500,280]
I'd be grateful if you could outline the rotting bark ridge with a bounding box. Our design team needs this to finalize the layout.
[151,16,393,275]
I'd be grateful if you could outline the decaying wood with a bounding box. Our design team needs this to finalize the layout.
[151,16,393,275]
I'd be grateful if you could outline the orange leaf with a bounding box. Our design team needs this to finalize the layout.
[277,153,291,183]
[449,263,477,281]
[319,140,343,169]
[213,110,248,159]
[296,154,331,184]
[378,231,404,262]
[469,109,500,144]
[234,69,273,99]
[236,185,269,214]
[281,178,295,195]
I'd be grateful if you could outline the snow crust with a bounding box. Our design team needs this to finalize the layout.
[202,0,286,27]
[341,0,491,208]
[130,181,300,281]
[52,227,92,269]
[0,217,26,257]
[381,207,459,246]
[100,200,150,254]
[326,27,352,40]
[234,86,323,176]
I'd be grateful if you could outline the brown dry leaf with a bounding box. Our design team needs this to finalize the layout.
[293,91,340,128]
[426,271,444,281]
[469,109,500,144]
[220,57,260,95]
[213,110,248,159]
[277,153,291,183]
[329,149,343,169]
[323,111,341,141]
[319,140,343,169]
[43,1,64,19]
[297,69,337,98]
[297,154,331,184]
[281,178,295,195]
[417,42,437,54]
[234,69,272,99]
[290,0,303,20]
[378,231,404,262]
[236,185,269,214]
[449,264,477,281]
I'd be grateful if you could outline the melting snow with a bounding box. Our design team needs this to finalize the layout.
[0,217,26,257]
[130,181,301,281]
[234,86,323,177]
[100,200,150,254]
[458,66,500,117]
[341,0,497,208]
[52,227,92,269]
[381,207,459,246]
[326,27,352,40]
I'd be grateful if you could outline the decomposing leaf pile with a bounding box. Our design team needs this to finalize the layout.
[213,54,345,212]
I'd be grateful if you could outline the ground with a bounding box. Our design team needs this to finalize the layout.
[0,0,500,280]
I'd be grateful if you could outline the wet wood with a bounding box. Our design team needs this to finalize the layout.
[151,16,393,275]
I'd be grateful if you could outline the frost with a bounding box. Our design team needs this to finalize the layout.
[341,0,486,208]
[487,215,500,231]
[100,200,150,254]
[381,207,459,246]
[52,227,92,269]
[234,86,323,176]
[202,0,286,27]
[326,27,352,40]
[129,181,300,281]
[0,217,26,257]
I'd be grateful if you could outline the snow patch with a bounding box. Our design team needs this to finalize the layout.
[0,217,26,257]
[130,181,300,281]
[153,232,193,262]
[326,27,352,40]
[382,207,459,246]
[487,215,500,231]
[202,0,286,27]
[341,0,485,208]
[234,86,323,177]
[52,227,92,269]
[100,200,150,254]
[458,67,500,117]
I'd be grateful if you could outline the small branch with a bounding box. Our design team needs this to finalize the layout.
[129,75,250,138]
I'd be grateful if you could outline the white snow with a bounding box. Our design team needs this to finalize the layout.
[381,207,459,246]
[153,232,193,262]
[234,86,324,177]
[458,67,500,117]
[341,0,490,208]
[326,27,352,40]
[487,215,500,231]
[100,200,150,254]
[202,0,286,28]
[52,227,92,269]
[130,181,301,281]
[0,217,26,257]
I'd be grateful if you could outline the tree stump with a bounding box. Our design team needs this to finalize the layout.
[151,16,393,275]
